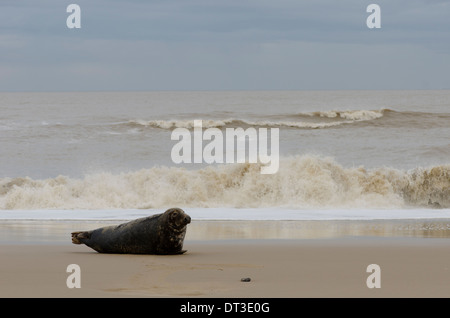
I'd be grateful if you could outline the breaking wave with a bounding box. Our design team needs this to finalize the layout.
[127,109,387,130]
[10,109,445,133]
[1,155,448,210]
[125,109,449,130]
[300,109,387,121]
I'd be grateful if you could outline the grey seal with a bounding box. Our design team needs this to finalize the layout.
[71,208,191,254]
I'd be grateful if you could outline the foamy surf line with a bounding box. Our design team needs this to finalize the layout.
[127,109,386,130]
[2,156,448,210]
[1,208,450,221]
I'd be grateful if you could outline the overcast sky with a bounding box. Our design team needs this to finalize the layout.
[1,0,449,91]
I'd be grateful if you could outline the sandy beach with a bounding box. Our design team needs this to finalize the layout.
[1,219,450,298]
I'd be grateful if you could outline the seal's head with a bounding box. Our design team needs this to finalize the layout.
[165,208,191,230]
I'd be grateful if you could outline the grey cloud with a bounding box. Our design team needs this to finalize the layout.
[0,0,449,91]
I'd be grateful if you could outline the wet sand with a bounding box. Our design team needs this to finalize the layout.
[1,220,450,298]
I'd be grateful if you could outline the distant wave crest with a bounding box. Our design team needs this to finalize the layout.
[127,109,389,130]
[302,109,387,121]
[1,155,448,210]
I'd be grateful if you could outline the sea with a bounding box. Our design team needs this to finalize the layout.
[0,90,449,221]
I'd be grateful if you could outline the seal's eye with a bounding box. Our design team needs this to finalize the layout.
[171,211,178,218]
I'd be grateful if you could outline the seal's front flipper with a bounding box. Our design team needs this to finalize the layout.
[71,231,90,244]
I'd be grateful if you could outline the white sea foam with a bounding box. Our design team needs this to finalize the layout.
[1,208,450,221]
[306,109,386,121]
[1,155,448,210]
[127,109,388,130]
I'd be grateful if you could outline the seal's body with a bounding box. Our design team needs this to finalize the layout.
[71,208,191,254]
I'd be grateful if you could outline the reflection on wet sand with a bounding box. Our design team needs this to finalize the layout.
[1,219,450,243]
[187,220,450,240]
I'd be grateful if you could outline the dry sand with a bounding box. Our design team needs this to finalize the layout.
[1,220,450,298]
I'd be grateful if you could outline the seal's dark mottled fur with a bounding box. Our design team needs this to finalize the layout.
[71,208,191,254]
